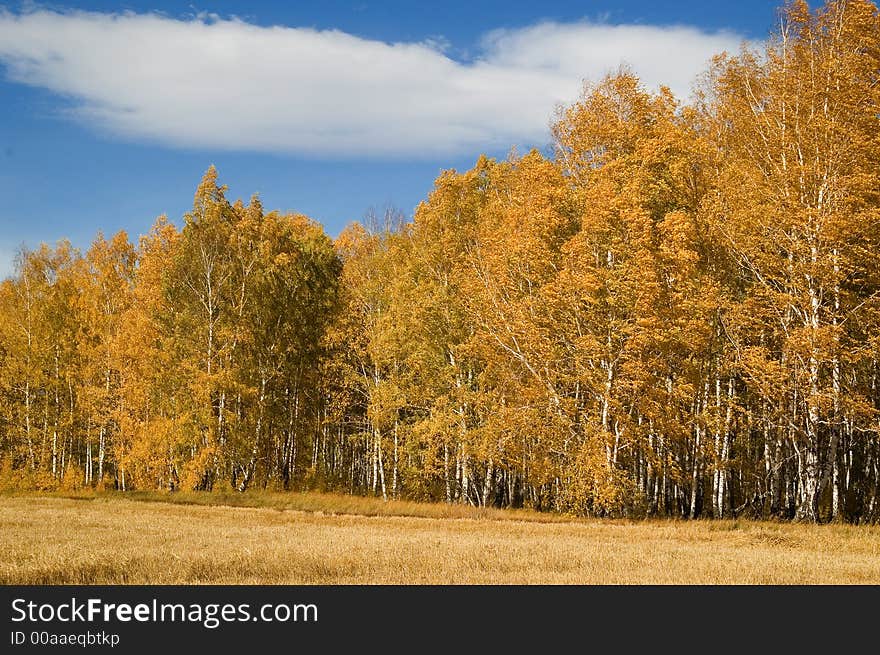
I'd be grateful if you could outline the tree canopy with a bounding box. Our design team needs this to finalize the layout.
[1,0,878,522]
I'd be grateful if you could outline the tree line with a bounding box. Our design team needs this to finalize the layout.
[1,0,878,522]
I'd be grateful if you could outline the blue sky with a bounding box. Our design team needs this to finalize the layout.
[0,1,780,277]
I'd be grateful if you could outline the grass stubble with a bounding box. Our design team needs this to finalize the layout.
[0,491,878,584]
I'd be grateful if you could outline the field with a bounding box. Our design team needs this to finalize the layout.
[1,492,879,584]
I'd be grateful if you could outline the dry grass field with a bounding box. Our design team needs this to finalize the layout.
[1,492,879,584]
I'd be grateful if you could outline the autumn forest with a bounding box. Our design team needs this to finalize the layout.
[1,0,878,523]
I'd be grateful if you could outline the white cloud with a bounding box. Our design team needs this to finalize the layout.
[0,9,745,157]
